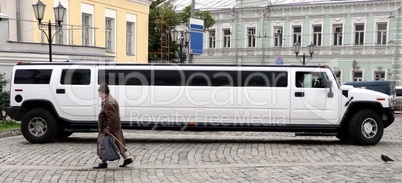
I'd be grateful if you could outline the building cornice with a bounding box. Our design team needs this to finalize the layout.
[269,1,399,11]
[128,0,155,6]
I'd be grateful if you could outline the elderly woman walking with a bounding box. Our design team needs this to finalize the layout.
[93,83,133,169]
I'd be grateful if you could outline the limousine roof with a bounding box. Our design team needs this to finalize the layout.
[17,62,328,68]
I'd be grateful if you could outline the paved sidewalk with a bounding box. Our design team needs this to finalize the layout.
[0,116,401,182]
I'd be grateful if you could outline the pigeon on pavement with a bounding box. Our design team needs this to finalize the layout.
[381,154,394,163]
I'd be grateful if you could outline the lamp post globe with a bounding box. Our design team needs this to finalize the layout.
[308,42,315,56]
[170,29,178,42]
[294,42,301,55]
[32,0,46,24]
[53,2,66,26]
[32,0,66,62]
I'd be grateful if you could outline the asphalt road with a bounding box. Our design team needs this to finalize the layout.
[1,115,402,182]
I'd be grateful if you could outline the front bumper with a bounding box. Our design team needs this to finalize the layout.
[5,106,21,120]
[384,107,395,128]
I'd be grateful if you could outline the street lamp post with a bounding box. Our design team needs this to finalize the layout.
[170,28,190,63]
[32,0,66,62]
[294,42,315,65]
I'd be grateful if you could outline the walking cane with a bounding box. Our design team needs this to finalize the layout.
[108,133,136,158]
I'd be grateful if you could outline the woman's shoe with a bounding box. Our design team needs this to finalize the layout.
[119,158,133,167]
[93,162,108,169]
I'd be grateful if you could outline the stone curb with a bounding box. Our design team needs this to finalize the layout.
[0,129,21,138]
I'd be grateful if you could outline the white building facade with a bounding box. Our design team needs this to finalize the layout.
[172,0,402,84]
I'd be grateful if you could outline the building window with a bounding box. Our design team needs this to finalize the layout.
[374,70,385,80]
[55,28,64,45]
[377,23,387,45]
[333,25,343,46]
[82,13,92,46]
[209,29,216,48]
[247,27,256,47]
[223,29,231,48]
[274,27,283,47]
[55,10,67,45]
[353,70,363,81]
[126,21,135,55]
[313,25,322,46]
[355,24,364,45]
[105,18,114,52]
[293,26,301,44]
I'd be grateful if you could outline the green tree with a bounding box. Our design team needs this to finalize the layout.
[178,6,215,31]
[148,0,179,62]
[0,73,10,121]
[148,1,215,62]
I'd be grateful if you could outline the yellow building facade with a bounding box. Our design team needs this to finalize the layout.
[31,0,153,63]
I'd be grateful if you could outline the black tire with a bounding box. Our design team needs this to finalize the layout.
[348,109,384,145]
[55,130,73,139]
[21,109,57,143]
[336,129,350,142]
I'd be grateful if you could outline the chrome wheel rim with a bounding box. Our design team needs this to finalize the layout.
[28,117,47,137]
[361,118,377,139]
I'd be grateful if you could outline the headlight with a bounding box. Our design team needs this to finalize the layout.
[389,97,395,108]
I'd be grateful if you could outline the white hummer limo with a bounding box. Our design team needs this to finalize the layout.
[6,62,395,145]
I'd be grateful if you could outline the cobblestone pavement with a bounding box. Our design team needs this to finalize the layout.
[1,116,402,182]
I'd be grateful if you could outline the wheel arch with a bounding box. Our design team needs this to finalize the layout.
[18,100,59,121]
[339,101,383,129]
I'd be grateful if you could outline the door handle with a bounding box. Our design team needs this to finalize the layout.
[295,92,304,97]
[56,89,65,94]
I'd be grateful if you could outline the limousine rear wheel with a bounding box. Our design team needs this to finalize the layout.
[21,109,57,143]
[348,109,383,146]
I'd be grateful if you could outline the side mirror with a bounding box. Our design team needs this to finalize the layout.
[327,80,334,98]
[326,80,332,88]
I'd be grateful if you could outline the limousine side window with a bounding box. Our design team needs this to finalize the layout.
[296,72,328,88]
[60,69,91,85]
[14,69,52,84]
[97,69,288,87]
[98,70,151,85]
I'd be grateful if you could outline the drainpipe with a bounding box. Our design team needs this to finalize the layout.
[394,7,401,84]
[261,7,268,64]
[16,0,21,41]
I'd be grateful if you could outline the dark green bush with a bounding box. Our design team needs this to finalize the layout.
[0,73,10,121]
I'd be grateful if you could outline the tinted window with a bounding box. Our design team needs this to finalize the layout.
[154,70,184,86]
[396,89,402,96]
[14,69,52,84]
[296,72,328,88]
[61,69,91,85]
[242,71,287,87]
[98,70,150,85]
[98,69,287,87]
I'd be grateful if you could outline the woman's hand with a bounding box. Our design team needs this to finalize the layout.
[105,129,111,135]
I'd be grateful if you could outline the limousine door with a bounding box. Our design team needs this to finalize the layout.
[290,70,339,125]
[51,66,96,121]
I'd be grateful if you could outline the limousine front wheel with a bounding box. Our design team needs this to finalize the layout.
[21,109,57,143]
[349,109,383,146]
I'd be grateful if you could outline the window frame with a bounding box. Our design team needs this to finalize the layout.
[247,27,256,48]
[126,21,135,55]
[377,23,387,45]
[313,25,322,46]
[293,26,302,44]
[223,29,231,48]
[333,25,343,46]
[82,13,92,46]
[274,27,283,47]
[354,24,365,45]
[208,29,216,48]
[105,18,114,52]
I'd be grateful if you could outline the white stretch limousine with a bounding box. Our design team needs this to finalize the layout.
[6,62,395,145]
